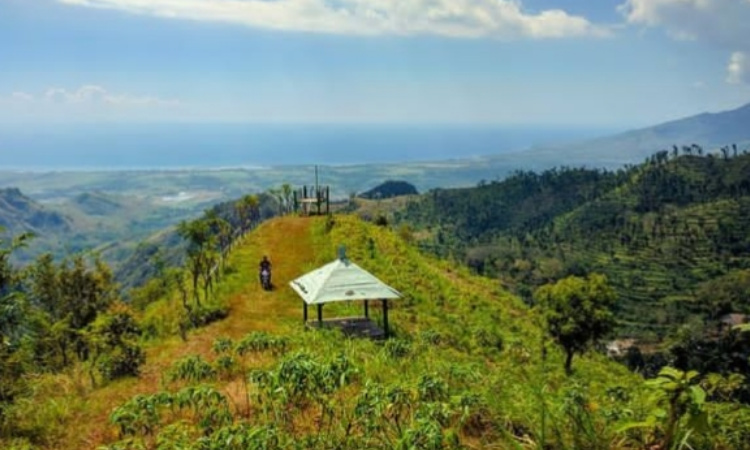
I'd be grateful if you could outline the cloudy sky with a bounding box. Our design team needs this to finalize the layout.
[2,0,750,126]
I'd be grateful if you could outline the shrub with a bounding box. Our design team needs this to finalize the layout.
[169,355,216,383]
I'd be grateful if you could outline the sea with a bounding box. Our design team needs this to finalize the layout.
[0,123,615,171]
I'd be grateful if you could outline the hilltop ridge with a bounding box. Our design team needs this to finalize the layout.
[0,187,71,235]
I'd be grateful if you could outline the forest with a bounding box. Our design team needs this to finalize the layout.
[396,145,750,391]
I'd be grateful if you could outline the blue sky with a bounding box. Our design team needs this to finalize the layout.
[2,0,750,127]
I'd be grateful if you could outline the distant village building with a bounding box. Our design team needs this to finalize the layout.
[606,338,637,357]
[720,313,748,331]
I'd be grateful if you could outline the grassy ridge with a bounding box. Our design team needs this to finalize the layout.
[6,215,748,449]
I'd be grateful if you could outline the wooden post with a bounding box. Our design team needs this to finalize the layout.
[382,299,389,339]
[364,300,369,319]
[317,304,323,325]
[326,186,330,214]
[314,165,321,216]
[303,302,308,323]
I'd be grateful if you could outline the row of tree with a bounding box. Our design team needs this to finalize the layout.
[0,187,285,437]
[1,232,142,433]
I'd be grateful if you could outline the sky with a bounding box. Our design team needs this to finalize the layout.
[2,0,750,127]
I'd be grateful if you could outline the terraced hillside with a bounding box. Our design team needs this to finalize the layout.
[399,151,750,341]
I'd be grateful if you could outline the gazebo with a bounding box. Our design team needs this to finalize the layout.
[289,248,401,339]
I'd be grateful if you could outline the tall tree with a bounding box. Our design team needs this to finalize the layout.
[534,274,616,374]
[235,194,259,232]
[0,231,32,421]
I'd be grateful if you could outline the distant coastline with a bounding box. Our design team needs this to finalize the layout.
[0,123,616,171]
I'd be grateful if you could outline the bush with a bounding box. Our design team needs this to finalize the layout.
[98,345,146,381]
[88,305,145,381]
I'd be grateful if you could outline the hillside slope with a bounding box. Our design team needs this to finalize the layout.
[10,215,704,449]
[399,153,750,342]
[0,187,71,235]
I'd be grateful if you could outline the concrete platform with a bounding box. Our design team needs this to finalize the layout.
[305,317,385,339]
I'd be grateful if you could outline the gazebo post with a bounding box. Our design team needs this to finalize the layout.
[317,304,323,325]
[303,301,308,323]
[364,300,369,319]
[382,299,389,339]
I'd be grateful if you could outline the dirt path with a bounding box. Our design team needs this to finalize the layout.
[68,216,318,449]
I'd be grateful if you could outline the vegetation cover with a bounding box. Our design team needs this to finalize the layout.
[1,210,749,449]
[399,147,750,336]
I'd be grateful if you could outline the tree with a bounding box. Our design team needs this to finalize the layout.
[281,183,293,214]
[235,194,259,233]
[177,219,214,305]
[534,274,616,374]
[87,303,145,382]
[0,231,32,422]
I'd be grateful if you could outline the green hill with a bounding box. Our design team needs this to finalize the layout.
[398,150,750,342]
[0,187,72,235]
[359,180,419,199]
[2,215,749,449]
[71,191,123,216]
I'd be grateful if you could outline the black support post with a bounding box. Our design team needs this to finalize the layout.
[382,299,389,339]
[317,304,323,325]
[303,302,308,323]
[364,300,369,319]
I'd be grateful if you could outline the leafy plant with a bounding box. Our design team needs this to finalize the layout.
[169,355,216,383]
[620,367,709,449]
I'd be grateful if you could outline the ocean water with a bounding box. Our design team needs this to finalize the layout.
[0,123,614,170]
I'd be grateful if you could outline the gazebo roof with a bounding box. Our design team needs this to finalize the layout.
[289,253,401,305]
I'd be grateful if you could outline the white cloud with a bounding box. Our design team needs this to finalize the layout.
[10,92,35,102]
[618,0,750,47]
[57,0,608,39]
[1,85,181,122]
[41,84,179,106]
[619,0,750,84]
[727,51,750,84]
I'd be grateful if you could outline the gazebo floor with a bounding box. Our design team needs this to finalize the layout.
[306,317,385,340]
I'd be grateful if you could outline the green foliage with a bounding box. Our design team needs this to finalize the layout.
[109,385,232,439]
[250,351,357,408]
[169,355,216,383]
[211,337,234,355]
[359,180,418,200]
[398,152,750,347]
[383,338,411,359]
[10,212,750,449]
[235,332,288,356]
[621,367,709,449]
[88,303,145,381]
[0,231,32,423]
[535,274,616,374]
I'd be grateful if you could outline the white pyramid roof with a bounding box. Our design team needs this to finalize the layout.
[289,255,402,305]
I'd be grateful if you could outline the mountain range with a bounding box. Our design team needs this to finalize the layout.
[522,102,750,168]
